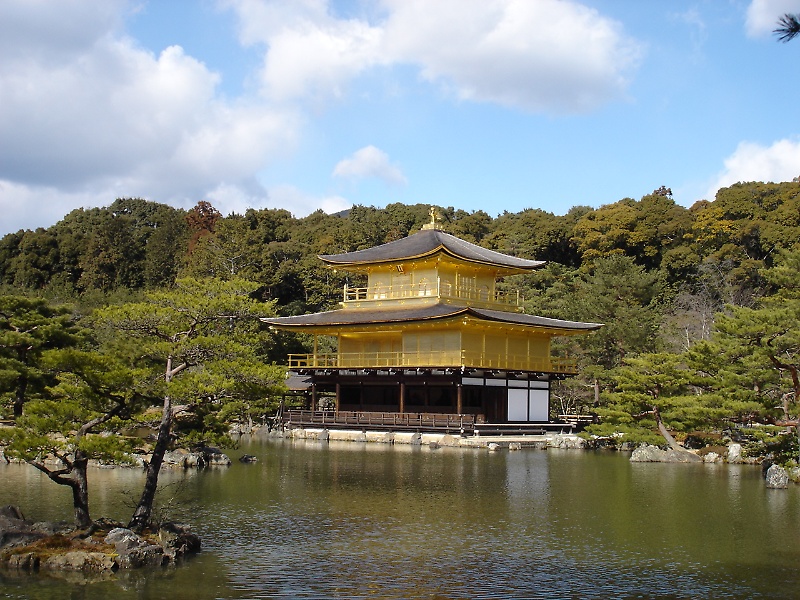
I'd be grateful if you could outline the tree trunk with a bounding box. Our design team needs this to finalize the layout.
[653,405,683,451]
[50,476,92,530]
[128,395,172,532]
[13,376,28,418]
[36,453,93,529]
[69,454,92,529]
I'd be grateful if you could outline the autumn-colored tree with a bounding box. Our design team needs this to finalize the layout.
[186,200,222,254]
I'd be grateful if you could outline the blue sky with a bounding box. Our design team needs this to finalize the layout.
[2,0,800,236]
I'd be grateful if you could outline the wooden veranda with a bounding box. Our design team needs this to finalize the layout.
[282,410,579,436]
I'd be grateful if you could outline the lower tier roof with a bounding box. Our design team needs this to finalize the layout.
[261,302,602,333]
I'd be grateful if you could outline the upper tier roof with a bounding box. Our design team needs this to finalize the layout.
[319,229,545,272]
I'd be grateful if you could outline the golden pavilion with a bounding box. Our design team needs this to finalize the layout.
[262,211,601,433]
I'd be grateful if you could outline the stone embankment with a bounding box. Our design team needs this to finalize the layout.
[0,505,201,574]
[629,442,752,464]
[629,442,800,489]
[283,427,587,450]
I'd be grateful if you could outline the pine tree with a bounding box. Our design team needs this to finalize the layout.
[95,277,285,531]
[0,296,81,418]
[1,350,146,528]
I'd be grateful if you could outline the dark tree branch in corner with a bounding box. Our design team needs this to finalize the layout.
[775,13,800,42]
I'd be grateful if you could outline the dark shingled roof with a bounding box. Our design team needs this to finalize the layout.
[261,302,601,332]
[470,307,602,330]
[319,229,544,271]
[285,373,312,391]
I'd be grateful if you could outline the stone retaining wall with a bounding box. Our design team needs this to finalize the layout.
[282,427,587,450]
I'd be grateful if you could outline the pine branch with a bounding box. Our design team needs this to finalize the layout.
[775,13,800,42]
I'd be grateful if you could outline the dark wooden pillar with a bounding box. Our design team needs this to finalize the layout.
[399,381,406,413]
[335,382,341,412]
[456,383,463,414]
[311,383,318,411]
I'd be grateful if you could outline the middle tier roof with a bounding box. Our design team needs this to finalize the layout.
[262,302,601,335]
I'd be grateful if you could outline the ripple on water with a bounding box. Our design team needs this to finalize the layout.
[187,502,764,599]
[1,443,795,599]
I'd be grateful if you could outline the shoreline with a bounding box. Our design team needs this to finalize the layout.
[274,427,774,467]
[0,506,201,575]
[278,426,586,450]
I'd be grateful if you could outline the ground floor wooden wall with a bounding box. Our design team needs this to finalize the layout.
[305,372,553,424]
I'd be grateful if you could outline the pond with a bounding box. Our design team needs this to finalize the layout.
[2,437,800,599]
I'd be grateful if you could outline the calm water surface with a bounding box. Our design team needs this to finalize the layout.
[2,438,799,599]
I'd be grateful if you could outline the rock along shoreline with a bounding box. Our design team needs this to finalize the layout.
[0,505,201,575]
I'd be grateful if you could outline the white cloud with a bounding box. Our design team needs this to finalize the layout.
[224,0,385,103]
[381,0,641,113]
[745,0,800,38]
[0,0,126,63]
[332,145,407,186]
[0,34,300,187]
[261,18,383,103]
[0,179,108,234]
[0,0,304,234]
[706,139,800,199]
[266,184,351,216]
[203,181,269,218]
[673,8,707,57]
[203,179,346,219]
[225,0,641,114]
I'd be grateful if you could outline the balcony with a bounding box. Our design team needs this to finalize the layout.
[284,410,475,433]
[343,281,521,310]
[287,350,577,375]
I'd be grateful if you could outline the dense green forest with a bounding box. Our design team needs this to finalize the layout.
[1,181,799,460]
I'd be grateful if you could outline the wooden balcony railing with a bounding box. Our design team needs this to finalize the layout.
[284,411,579,435]
[285,410,475,432]
[343,281,520,309]
[287,350,577,374]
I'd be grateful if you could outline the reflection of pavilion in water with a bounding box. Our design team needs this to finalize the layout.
[264,210,601,435]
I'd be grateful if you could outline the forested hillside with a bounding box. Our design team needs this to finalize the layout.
[1,181,799,452]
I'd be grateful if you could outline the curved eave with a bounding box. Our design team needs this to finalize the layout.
[261,304,602,335]
[262,304,469,330]
[321,246,541,275]
[469,307,603,335]
[319,230,544,273]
